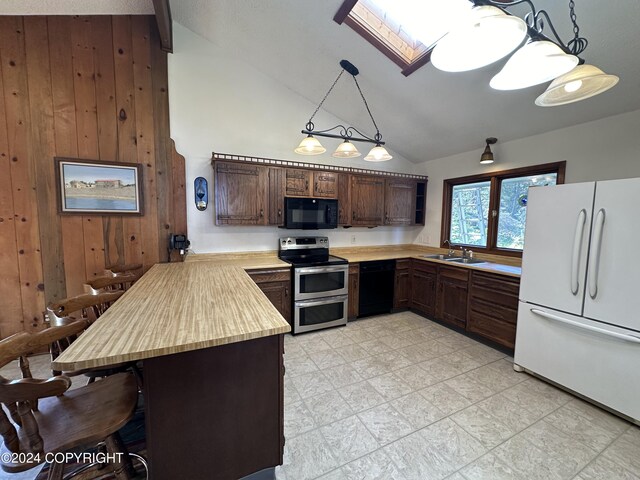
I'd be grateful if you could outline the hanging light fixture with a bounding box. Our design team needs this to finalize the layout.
[535,64,619,106]
[432,0,617,106]
[295,60,392,162]
[431,6,527,72]
[480,137,497,165]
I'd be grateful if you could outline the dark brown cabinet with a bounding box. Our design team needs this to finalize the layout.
[268,167,285,226]
[313,171,338,198]
[285,168,311,197]
[247,268,291,323]
[467,271,520,349]
[410,260,437,317]
[348,263,359,319]
[384,179,416,225]
[214,162,268,225]
[337,173,351,226]
[394,259,411,309]
[351,175,385,226]
[436,266,469,329]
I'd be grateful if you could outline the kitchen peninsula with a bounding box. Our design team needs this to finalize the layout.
[52,262,291,480]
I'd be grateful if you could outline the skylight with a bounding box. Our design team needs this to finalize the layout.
[334,0,474,76]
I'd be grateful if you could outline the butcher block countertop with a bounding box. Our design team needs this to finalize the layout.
[184,251,289,269]
[52,263,291,371]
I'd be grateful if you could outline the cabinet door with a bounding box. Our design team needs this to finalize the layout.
[348,264,359,319]
[394,259,411,309]
[410,260,437,316]
[385,179,416,225]
[467,272,520,349]
[337,173,351,226]
[313,172,338,198]
[268,167,285,226]
[285,169,311,197]
[583,177,640,330]
[436,266,469,328]
[351,175,385,226]
[259,281,291,323]
[215,162,268,225]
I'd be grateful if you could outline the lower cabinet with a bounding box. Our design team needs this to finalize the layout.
[394,259,411,309]
[467,271,520,349]
[436,266,470,329]
[247,268,291,323]
[348,264,360,319]
[410,260,437,317]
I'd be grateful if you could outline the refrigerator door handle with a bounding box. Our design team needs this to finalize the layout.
[588,208,606,299]
[530,308,640,344]
[570,209,587,295]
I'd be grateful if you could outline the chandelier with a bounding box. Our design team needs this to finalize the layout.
[431,0,618,106]
[294,60,392,162]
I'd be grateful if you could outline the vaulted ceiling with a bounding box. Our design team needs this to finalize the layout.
[3,0,639,163]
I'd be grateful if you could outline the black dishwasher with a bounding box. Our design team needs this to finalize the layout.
[358,260,395,317]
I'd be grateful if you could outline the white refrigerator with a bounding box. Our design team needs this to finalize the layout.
[515,177,640,423]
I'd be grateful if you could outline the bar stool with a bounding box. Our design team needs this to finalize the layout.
[0,323,139,479]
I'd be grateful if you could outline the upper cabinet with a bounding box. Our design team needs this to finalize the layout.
[351,175,385,226]
[215,161,268,225]
[384,179,416,225]
[211,154,428,228]
[313,172,338,198]
[285,168,312,197]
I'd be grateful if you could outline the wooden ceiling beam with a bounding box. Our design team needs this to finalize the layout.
[153,0,173,53]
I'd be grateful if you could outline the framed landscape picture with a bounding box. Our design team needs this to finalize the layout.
[55,158,144,215]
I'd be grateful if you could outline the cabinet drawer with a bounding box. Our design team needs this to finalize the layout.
[247,268,290,284]
[439,265,469,282]
[468,297,517,325]
[471,272,520,296]
[411,259,437,274]
[395,259,410,270]
[467,309,517,349]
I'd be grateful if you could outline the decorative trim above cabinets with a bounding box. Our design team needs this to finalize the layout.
[211,152,428,181]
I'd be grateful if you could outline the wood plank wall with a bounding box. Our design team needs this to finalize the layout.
[0,15,187,339]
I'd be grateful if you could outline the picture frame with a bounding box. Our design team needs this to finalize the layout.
[55,157,144,215]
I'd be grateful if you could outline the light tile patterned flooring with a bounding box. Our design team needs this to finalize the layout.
[277,312,640,480]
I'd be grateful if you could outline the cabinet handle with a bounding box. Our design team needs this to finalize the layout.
[305,180,309,189]
[352,211,356,220]
[278,208,282,217]
[285,287,288,297]
[315,182,319,191]
[260,209,264,218]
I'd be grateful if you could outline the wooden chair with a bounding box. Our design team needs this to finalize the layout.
[104,263,143,276]
[45,292,143,386]
[0,323,138,479]
[83,272,139,295]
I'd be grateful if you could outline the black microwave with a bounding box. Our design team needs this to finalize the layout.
[284,197,338,229]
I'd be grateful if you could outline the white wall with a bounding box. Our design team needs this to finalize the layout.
[417,109,640,246]
[168,23,422,253]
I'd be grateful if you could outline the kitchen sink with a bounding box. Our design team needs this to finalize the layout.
[446,257,487,264]
[422,254,459,260]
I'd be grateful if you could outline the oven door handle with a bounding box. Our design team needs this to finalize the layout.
[295,295,348,308]
[296,266,348,275]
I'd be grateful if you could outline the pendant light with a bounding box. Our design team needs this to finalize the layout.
[490,40,579,90]
[535,64,619,106]
[364,145,392,162]
[295,60,392,161]
[480,137,497,165]
[431,6,527,72]
[294,135,326,155]
[332,140,361,158]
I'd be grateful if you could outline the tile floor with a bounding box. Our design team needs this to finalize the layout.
[277,311,640,480]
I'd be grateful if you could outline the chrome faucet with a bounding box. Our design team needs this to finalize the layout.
[443,239,456,257]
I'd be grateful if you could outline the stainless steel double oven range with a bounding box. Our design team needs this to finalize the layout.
[278,236,348,334]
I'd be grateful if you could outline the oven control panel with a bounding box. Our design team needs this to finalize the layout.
[279,236,329,250]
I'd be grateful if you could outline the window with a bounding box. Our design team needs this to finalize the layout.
[441,162,566,256]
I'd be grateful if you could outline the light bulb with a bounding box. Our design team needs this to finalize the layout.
[564,80,583,93]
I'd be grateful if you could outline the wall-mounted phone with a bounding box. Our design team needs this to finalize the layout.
[170,234,191,256]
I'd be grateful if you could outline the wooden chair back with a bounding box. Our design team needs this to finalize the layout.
[104,263,142,276]
[46,291,124,327]
[83,272,139,294]
[0,324,137,478]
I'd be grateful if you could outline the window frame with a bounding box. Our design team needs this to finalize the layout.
[440,161,566,257]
